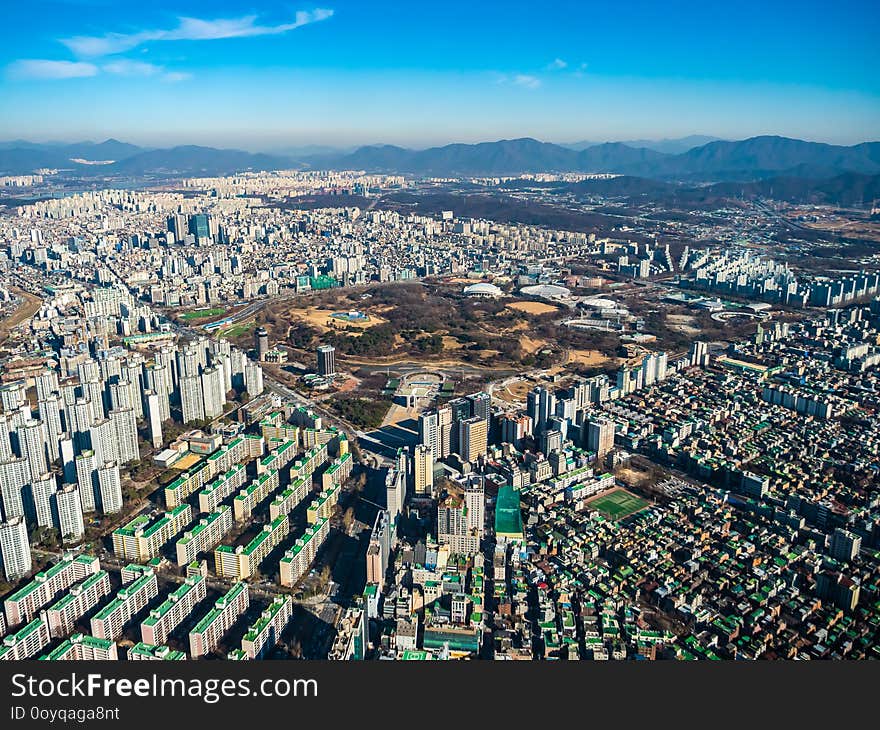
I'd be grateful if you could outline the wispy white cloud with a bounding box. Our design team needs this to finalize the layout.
[547,58,567,70]
[8,57,191,83]
[102,59,163,76]
[161,71,192,83]
[62,8,335,57]
[102,59,190,82]
[513,74,541,89]
[7,59,99,80]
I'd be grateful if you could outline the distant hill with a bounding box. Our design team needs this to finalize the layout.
[705,172,880,207]
[307,135,880,181]
[630,136,880,180]
[107,145,293,176]
[563,135,722,154]
[2,135,879,187]
[0,139,294,176]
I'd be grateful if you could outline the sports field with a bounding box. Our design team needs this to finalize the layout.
[586,488,649,520]
[180,308,226,321]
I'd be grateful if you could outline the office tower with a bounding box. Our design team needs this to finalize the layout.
[586,418,615,460]
[690,341,710,368]
[110,408,139,464]
[0,457,29,519]
[413,444,434,495]
[180,374,205,424]
[244,360,264,396]
[30,473,56,528]
[458,416,488,463]
[547,414,568,443]
[201,366,225,420]
[540,428,563,456]
[255,327,270,362]
[500,413,531,448]
[366,511,392,587]
[75,450,99,512]
[571,378,589,411]
[448,397,471,453]
[436,406,452,459]
[527,386,555,436]
[316,345,336,377]
[38,395,64,461]
[97,462,123,514]
[18,419,48,481]
[0,517,32,580]
[418,411,439,460]
[188,213,211,242]
[464,478,485,536]
[467,392,491,425]
[167,213,186,241]
[386,462,406,524]
[89,418,117,466]
[54,485,85,542]
[829,528,862,562]
[144,391,163,449]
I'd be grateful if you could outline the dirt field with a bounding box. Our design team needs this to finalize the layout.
[506,301,559,315]
[0,288,41,341]
[519,335,551,354]
[566,349,609,367]
[495,378,534,404]
[171,453,202,471]
[283,305,388,335]
[666,314,701,337]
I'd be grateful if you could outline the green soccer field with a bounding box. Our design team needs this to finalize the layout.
[180,308,226,320]
[588,489,649,520]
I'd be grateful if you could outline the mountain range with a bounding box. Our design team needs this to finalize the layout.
[1,135,879,189]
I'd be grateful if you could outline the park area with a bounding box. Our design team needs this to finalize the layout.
[585,488,649,521]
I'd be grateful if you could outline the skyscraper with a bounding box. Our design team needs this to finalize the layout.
[690,341,710,368]
[459,416,488,463]
[464,478,485,537]
[418,411,439,460]
[413,444,434,495]
[255,327,269,362]
[317,345,336,377]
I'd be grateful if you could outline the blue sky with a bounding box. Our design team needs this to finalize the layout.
[1,0,879,149]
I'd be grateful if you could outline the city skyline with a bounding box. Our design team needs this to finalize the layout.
[1,1,879,147]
